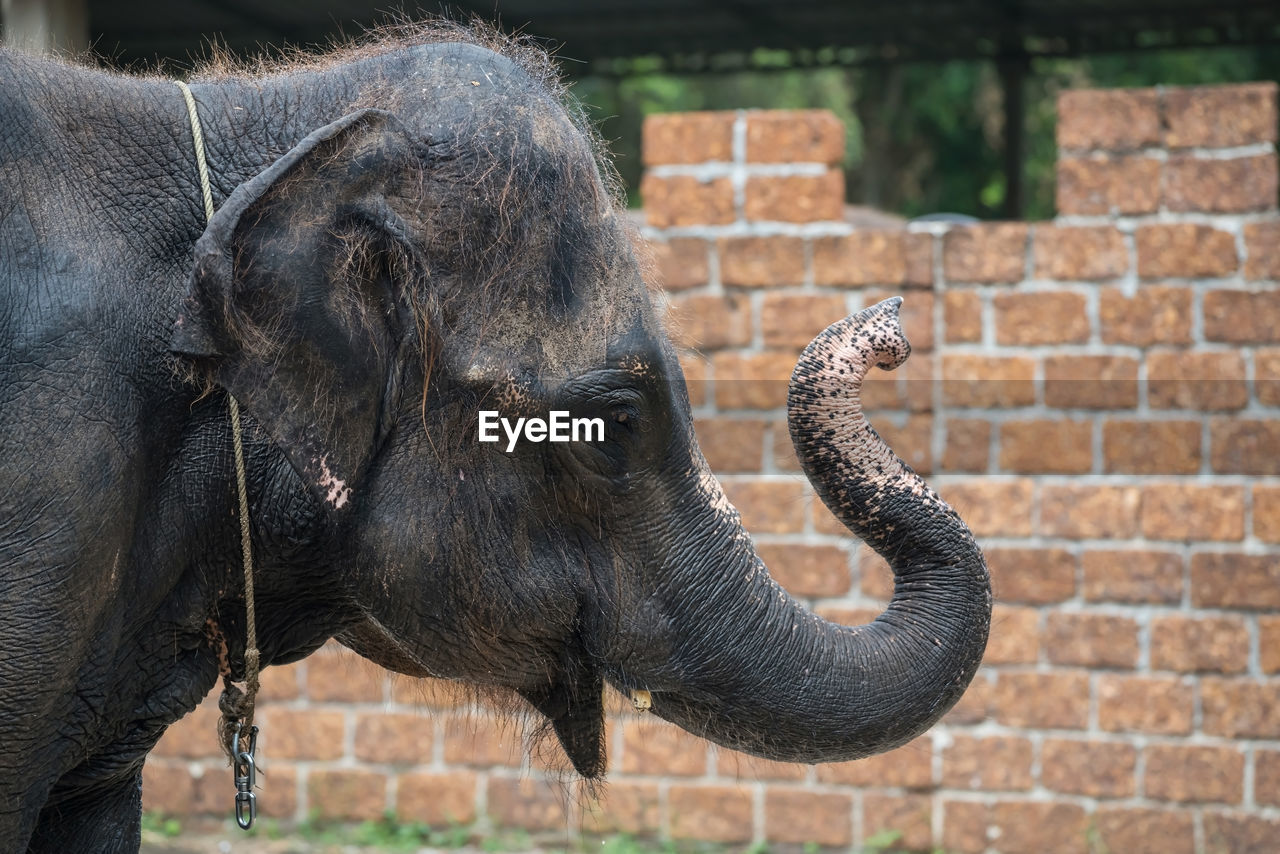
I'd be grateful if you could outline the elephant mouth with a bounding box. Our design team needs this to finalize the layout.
[343,616,609,777]
[519,662,606,778]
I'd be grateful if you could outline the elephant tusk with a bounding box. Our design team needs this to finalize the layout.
[630,689,652,712]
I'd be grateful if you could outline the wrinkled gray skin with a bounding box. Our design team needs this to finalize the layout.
[0,32,990,853]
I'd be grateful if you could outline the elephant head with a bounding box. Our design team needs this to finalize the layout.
[171,40,990,778]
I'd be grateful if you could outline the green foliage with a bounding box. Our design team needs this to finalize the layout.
[571,45,1280,220]
[482,827,533,852]
[861,828,903,850]
[139,812,182,838]
[288,809,472,850]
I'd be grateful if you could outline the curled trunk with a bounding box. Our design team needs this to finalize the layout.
[620,298,991,762]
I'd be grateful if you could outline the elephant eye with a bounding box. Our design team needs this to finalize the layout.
[608,404,639,438]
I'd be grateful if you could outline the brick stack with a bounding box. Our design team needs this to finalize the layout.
[148,86,1280,853]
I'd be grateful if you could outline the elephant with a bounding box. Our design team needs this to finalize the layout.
[0,23,991,853]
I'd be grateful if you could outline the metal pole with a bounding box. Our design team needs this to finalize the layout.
[998,54,1028,220]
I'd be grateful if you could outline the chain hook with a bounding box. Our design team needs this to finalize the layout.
[232,722,259,830]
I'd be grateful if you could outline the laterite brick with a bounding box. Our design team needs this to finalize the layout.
[760,292,848,350]
[711,351,795,409]
[1044,354,1139,410]
[1258,348,1280,405]
[718,235,806,287]
[642,112,735,164]
[695,417,766,472]
[765,790,852,847]
[354,713,433,764]
[940,480,1034,538]
[397,772,478,826]
[998,420,1092,474]
[716,749,807,782]
[1081,550,1183,604]
[1210,418,1280,474]
[619,718,706,776]
[1264,617,1280,674]
[1144,744,1244,804]
[1164,153,1279,213]
[994,291,1089,345]
[1135,224,1237,279]
[940,355,1036,409]
[1040,485,1140,539]
[1103,420,1201,474]
[486,777,567,832]
[942,223,1028,283]
[813,230,912,287]
[1057,88,1160,150]
[1140,483,1244,541]
[745,110,845,164]
[993,671,1090,729]
[258,708,344,760]
[1244,222,1280,280]
[1255,485,1280,543]
[943,289,982,342]
[1032,224,1127,280]
[1098,675,1193,735]
[756,543,851,598]
[641,175,735,228]
[1040,738,1137,798]
[1056,154,1161,215]
[1099,286,1193,346]
[744,171,844,223]
[941,734,1034,791]
[580,782,660,836]
[1150,615,1250,673]
[306,647,385,702]
[1162,81,1279,148]
[1201,678,1280,738]
[1147,350,1248,411]
[1094,807,1194,854]
[942,418,990,472]
[984,604,1040,665]
[816,736,933,788]
[668,785,754,842]
[987,548,1077,604]
[721,478,807,533]
[1203,289,1280,344]
[1203,813,1280,854]
[1192,552,1280,610]
[988,801,1089,854]
[309,769,389,821]
[862,794,934,853]
[1257,750,1280,806]
[666,293,753,352]
[649,237,710,290]
[1045,613,1139,669]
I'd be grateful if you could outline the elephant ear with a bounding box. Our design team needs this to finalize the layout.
[171,109,421,511]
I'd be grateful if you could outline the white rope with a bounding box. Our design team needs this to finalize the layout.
[175,79,260,726]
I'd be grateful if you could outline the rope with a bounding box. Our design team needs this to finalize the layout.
[176,80,261,741]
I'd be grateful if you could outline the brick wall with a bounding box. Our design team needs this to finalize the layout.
[148,83,1280,853]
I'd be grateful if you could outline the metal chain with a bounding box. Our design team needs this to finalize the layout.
[176,79,261,830]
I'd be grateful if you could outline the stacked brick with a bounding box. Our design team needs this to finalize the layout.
[147,88,1280,853]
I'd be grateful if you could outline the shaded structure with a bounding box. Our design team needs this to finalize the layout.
[4,0,1279,215]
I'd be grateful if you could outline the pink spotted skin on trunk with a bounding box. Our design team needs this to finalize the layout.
[789,297,956,532]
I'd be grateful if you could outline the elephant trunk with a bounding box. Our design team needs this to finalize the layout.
[610,298,991,762]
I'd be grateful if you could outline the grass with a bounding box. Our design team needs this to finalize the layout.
[142,811,952,854]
